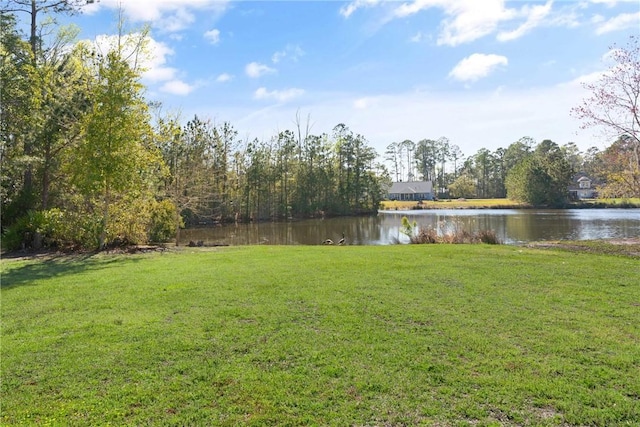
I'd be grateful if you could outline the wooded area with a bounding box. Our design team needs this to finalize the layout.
[1,2,638,250]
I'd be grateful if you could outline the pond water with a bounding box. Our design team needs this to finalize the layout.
[179,208,640,246]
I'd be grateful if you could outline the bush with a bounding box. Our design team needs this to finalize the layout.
[1,211,46,251]
[477,229,500,244]
[148,200,179,243]
[410,227,438,244]
[47,209,102,249]
[1,209,104,251]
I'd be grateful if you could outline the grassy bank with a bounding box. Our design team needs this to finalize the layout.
[380,198,640,210]
[381,198,528,210]
[2,245,639,426]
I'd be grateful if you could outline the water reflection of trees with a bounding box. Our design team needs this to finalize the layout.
[180,210,640,245]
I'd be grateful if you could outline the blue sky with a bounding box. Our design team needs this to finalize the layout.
[53,1,640,156]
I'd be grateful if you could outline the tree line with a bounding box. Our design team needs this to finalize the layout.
[0,5,387,250]
[384,36,639,203]
[385,135,639,205]
[1,2,638,250]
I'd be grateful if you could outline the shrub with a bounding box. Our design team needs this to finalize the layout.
[477,229,501,244]
[1,211,46,251]
[1,209,104,251]
[48,209,102,249]
[401,219,502,245]
[400,216,417,238]
[148,200,179,243]
[410,227,438,244]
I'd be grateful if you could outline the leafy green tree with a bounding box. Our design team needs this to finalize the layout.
[449,144,464,179]
[0,14,38,222]
[472,148,495,198]
[506,140,573,205]
[415,139,437,182]
[436,137,450,194]
[593,136,640,197]
[73,34,158,248]
[155,114,205,243]
[35,33,93,211]
[1,0,95,206]
[561,142,584,172]
[384,142,402,182]
[505,157,551,205]
[448,174,476,198]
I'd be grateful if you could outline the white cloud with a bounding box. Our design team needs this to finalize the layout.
[140,38,178,83]
[409,31,425,43]
[254,87,305,102]
[337,0,566,46]
[160,80,195,95]
[144,65,178,83]
[354,97,375,109]
[392,0,518,46]
[594,11,640,34]
[272,44,305,63]
[339,0,382,18]
[82,0,230,32]
[202,81,597,161]
[589,0,637,7]
[449,53,508,82]
[204,29,221,44]
[216,73,233,83]
[158,8,195,32]
[85,33,198,96]
[497,1,553,41]
[87,33,178,84]
[245,62,276,78]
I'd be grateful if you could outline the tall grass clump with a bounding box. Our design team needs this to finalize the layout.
[401,217,501,244]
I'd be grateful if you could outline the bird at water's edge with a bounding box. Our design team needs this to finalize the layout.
[323,233,345,245]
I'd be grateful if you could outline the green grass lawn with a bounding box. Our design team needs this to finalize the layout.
[2,245,639,426]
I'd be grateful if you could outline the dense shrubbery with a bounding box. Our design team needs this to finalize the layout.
[148,200,180,243]
[2,209,98,251]
[1,199,179,251]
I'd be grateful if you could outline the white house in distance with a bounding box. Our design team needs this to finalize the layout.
[387,181,434,201]
[568,173,598,200]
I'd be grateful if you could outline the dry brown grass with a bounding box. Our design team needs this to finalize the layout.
[410,227,501,244]
[381,198,528,210]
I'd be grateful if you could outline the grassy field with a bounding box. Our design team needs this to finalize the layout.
[380,198,640,210]
[2,245,639,426]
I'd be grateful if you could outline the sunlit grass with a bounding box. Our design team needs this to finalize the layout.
[381,197,640,210]
[587,198,640,207]
[2,245,639,426]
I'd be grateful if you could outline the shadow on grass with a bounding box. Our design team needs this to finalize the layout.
[0,253,141,290]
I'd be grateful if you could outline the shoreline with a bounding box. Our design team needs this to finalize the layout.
[380,198,640,211]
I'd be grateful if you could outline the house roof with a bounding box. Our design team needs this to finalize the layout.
[388,181,433,194]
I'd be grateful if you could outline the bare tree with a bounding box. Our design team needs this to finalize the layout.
[571,35,640,196]
[1,1,96,56]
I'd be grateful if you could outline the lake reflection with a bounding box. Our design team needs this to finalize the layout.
[180,209,640,246]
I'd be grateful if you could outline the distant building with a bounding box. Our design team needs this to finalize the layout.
[568,173,598,200]
[387,181,434,201]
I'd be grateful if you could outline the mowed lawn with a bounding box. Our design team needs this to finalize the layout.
[1,245,639,426]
